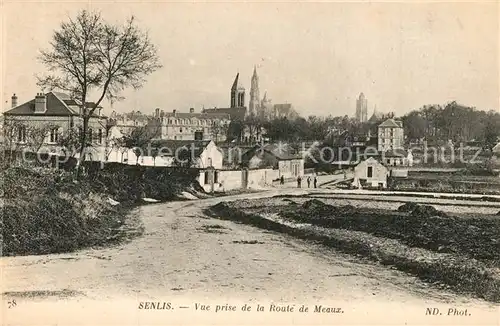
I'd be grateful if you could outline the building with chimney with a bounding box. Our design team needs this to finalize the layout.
[3,92,107,157]
[150,107,231,142]
[356,92,368,123]
[249,66,260,116]
[377,118,404,152]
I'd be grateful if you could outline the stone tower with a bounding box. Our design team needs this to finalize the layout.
[356,92,368,123]
[249,66,260,116]
[230,73,245,108]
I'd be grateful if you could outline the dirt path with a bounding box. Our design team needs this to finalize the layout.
[2,190,498,315]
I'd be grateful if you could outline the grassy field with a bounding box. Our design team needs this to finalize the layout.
[207,195,500,303]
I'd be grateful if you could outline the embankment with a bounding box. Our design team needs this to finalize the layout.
[1,164,202,256]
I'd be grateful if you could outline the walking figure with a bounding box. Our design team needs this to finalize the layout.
[307,176,311,188]
[297,176,302,188]
[313,176,318,188]
[280,175,285,185]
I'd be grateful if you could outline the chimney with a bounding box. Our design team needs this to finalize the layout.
[34,93,47,113]
[155,108,160,117]
[173,109,177,116]
[190,107,194,113]
[11,93,18,108]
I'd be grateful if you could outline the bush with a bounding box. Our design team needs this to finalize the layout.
[397,202,419,212]
[410,204,448,218]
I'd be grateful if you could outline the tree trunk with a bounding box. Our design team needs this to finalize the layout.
[76,115,89,180]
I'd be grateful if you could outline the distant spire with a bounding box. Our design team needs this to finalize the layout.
[253,65,257,77]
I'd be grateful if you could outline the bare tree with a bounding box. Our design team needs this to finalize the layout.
[25,123,58,154]
[119,123,161,165]
[210,120,229,143]
[57,127,84,158]
[1,118,25,164]
[37,10,162,177]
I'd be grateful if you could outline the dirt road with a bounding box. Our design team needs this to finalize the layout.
[2,189,498,324]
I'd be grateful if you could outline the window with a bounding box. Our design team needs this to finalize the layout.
[214,171,219,183]
[367,166,373,178]
[50,128,59,143]
[180,128,183,133]
[17,126,26,142]
[98,129,103,144]
[204,172,209,185]
[88,128,93,143]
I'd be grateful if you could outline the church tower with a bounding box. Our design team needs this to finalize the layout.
[230,73,245,108]
[249,65,260,116]
[356,92,368,123]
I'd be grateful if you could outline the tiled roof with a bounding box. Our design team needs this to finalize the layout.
[244,143,302,161]
[378,118,402,128]
[202,107,246,121]
[4,91,104,117]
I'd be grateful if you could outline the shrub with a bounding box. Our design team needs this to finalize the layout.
[410,204,448,218]
[397,202,419,212]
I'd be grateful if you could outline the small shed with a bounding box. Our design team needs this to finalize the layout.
[354,157,389,188]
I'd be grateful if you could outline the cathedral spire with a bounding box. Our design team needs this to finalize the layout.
[249,65,260,116]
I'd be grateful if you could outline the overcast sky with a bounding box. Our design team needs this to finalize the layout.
[2,1,499,117]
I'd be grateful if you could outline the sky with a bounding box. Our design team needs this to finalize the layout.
[1,0,499,118]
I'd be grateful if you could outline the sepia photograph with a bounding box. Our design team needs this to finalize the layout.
[1,0,499,324]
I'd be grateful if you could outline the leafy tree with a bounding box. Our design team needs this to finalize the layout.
[484,114,500,152]
[37,10,162,178]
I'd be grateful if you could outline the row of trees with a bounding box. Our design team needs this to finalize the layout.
[224,102,499,151]
[401,102,500,150]
[225,112,393,144]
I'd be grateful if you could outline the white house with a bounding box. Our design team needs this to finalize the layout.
[124,139,224,169]
[354,157,389,188]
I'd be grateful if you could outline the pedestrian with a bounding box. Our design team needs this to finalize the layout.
[314,176,318,188]
[280,175,285,185]
[307,176,311,188]
[297,175,302,188]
